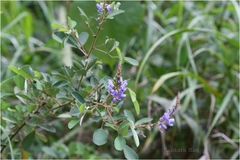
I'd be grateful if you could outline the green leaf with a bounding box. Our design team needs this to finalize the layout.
[119,125,128,137]
[64,66,75,78]
[135,118,153,126]
[133,101,140,115]
[22,131,35,152]
[39,107,49,117]
[61,35,69,48]
[90,116,101,122]
[152,72,186,93]
[14,75,25,90]
[15,105,26,113]
[25,116,41,127]
[71,92,85,104]
[86,57,97,70]
[113,107,119,113]
[114,136,126,151]
[0,76,14,88]
[124,57,139,66]
[73,59,84,69]
[51,23,66,29]
[77,6,88,20]
[36,132,48,143]
[42,146,57,158]
[16,93,32,101]
[68,119,80,129]
[2,114,18,123]
[8,66,20,74]
[77,103,85,113]
[129,122,139,147]
[124,110,135,123]
[38,124,56,133]
[70,107,80,116]
[93,128,107,146]
[19,65,35,79]
[87,16,97,27]
[53,80,68,88]
[23,11,32,41]
[123,145,138,159]
[116,47,124,64]
[106,10,125,19]
[79,32,89,45]
[119,121,130,130]
[34,71,41,79]
[52,32,77,47]
[128,88,140,115]
[58,113,71,118]
[105,122,117,130]
[105,38,119,53]
[76,69,87,76]
[34,79,42,90]
[67,16,77,28]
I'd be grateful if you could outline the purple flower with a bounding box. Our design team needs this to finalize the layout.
[107,4,112,13]
[96,3,103,13]
[158,121,167,130]
[158,108,175,130]
[108,77,127,102]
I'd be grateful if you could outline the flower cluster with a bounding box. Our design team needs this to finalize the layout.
[96,2,121,13]
[157,92,180,131]
[158,108,175,130]
[108,77,127,102]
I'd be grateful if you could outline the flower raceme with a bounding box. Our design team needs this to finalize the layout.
[157,92,180,131]
[158,109,175,130]
[96,2,120,13]
[108,77,127,102]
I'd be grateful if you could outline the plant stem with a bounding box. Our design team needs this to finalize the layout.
[77,18,106,91]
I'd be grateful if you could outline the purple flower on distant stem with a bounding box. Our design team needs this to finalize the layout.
[158,121,167,130]
[107,4,112,13]
[96,3,103,13]
[157,92,180,131]
[158,108,175,130]
[108,77,127,102]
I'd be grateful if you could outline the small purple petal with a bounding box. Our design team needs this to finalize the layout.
[158,121,167,130]
[96,3,103,13]
[107,4,112,13]
[107,77,127,103]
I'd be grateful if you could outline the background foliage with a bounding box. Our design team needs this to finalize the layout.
[1,0,239,159]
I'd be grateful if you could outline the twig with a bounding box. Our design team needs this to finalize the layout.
[77,17,106,91]
[40,90,61,105]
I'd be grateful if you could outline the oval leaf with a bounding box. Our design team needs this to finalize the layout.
[124,57,139,66]
[71,92,85,104]
[38,124,56,133]
[93,128,107,146]
[79,32,89,46]
[53,80,68,88]
[22,131,35,152]
[19,65,35,79]
[124,110,135,123]
[114,136,126,151]
[135,118,153,126]
[14,75,25,90]
[68,119,80,129]
[119,121,130,130]
[130,122,139,147]
[123,145,138,159]
[70,107,80,116]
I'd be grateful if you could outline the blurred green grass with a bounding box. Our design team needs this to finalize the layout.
[1,0,239,159]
